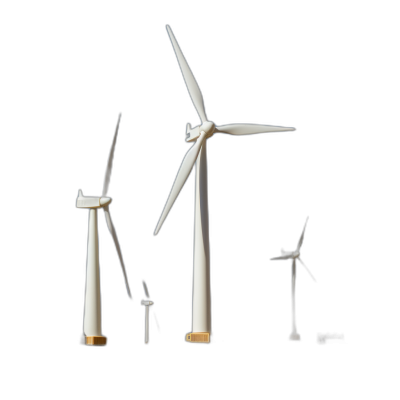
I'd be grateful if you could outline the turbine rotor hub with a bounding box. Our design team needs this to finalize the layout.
[200,121,215,138]
[100,196,112,207]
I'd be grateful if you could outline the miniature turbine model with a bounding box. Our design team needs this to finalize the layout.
[77,114,131,346]
[154,25,295,343]
[141,300,154,344]
[141,281,153,344]
[271,217,315,340]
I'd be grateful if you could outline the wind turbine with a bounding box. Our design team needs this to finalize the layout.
[141,279,160,344]
[270,217,316,340]
[154,25,295,343]
[77,114,131,346]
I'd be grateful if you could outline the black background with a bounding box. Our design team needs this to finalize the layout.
[31,5,356,358]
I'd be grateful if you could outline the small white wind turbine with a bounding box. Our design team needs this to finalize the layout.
[141,280,160,344]
[77,114,131,346]
[271,217,315,340]
[155,25,295,343]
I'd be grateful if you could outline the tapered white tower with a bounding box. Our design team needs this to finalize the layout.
[83,204,105,343]
[155,26,295,343]
[192,143,211,335]
[77,115,131,345]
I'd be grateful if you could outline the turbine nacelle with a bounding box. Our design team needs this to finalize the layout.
[186,121,215,142]
[278,249,300,259]
[281,248,300,258]
[76,189,112,209]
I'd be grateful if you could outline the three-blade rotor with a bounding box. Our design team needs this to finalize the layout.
[155,25,295,235]
[270,217,316,282]
[142,279,160,331]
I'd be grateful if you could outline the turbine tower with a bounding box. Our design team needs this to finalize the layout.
[77,114,131,345]
[271,217,315,340]
[155,25,295,343]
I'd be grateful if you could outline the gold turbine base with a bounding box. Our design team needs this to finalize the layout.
[85,336,107,346]
[186,332,210,343]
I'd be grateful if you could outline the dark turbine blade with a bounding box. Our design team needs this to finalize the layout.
[271,254,293,260]
[143,281,150,298]
[297,217,309,251]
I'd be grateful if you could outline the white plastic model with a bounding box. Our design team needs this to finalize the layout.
[77,114,131,346]
[271,217,316,340]
[141,300,154,344]
[154,25,295,343]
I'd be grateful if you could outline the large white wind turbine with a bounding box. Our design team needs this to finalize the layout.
[77,114,131,345]
[155,25,295,343]
[271,217,315,340]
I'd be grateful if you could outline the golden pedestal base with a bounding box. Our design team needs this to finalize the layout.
[186,332,210,343]
[85,336,107,345]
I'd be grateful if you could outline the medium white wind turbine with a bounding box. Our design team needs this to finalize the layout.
[271,217,316,340]
[155,25,295,343]
[77,114,131,346]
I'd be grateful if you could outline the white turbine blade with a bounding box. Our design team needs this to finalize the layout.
[166,25,207,123]
[215,123,295,135]
[298,257,316,282]
[102,114,121,196]
[271,254,294,260]
[154,131,207,235]
[104,205,132,297]
[297,217,309,251]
